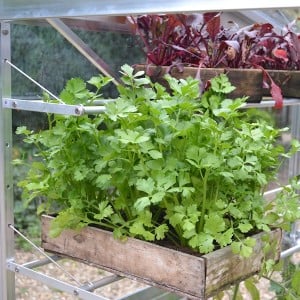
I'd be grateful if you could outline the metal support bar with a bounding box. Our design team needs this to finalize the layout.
[3,98,106,115]
[46,18,121,86]
[281,243,300,259]
[0,21,14,300]
[4,97,300,116]
[6,259,109,300]
[244,98,300,108]
[1,0,300,20]
[22,256,62,269]
[4,59,62,103]
[119,286,182,300]
[79,275,122,292]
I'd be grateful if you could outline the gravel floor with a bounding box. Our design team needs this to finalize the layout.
[14,247,295,300]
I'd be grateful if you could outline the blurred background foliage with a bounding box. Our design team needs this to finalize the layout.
[11,22,144,245]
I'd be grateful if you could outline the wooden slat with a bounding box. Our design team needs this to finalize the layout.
[41,215,206,299]
[262,70,300,98]
[134,65,263,103]
[203,228,282,297]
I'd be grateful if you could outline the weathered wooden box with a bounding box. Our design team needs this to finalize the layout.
[135,65,300,103]
[41,215,282,300]
[134,65,264,103]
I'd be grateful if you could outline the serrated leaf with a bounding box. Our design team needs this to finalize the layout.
[95,174,112,188]
[189,233,215,253]
[238,222,253,233]
[215,228,233,247]
[136,178,155,194]
[129,221,155,241]
[204,213,225,234]
[169,212,185,227]
[116,129,150,144]
[87,75,112,89]
[155,224,168,240]
[134,196,151,211]
[94,201,114,221]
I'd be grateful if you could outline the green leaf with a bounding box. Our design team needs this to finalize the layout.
[210,74,236,94]
[291,270,300,295]
[240,244,253,258]
[148,150,163,159]
[151,191,165,204]
[204,213,225,234]
[106,99,137,121]
[15,126,32,136]
[169,212,184,227]
[136,178,155,195]
[189,233,215,253]
[231,241,242,255]
[95,174,112,189]
[238,222,253,233]
[134,197,151,211]
[215,228,233,247]
[155,224,168,240]
[129,220,155,241]
[244,237,256,247]
[116,129,150,144]
[94,201,114,221]
[87,75,112,89]
[120,64,134,77]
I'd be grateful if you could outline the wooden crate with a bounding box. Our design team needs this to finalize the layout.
[134,65,264,103]
[41,215,282,300]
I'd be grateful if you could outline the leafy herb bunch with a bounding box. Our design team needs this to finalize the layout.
[17,65,300,257]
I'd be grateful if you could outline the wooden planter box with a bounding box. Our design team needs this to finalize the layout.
[262,70,300,98]
[41,215,282,300]
[134,65,263,103]
[135,65,300,102]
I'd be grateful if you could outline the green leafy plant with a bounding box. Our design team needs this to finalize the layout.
[16,65,300,258]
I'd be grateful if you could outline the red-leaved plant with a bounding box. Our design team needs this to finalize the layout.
[130,13,300,108]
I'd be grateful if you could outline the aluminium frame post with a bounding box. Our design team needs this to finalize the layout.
[0,21,14,300]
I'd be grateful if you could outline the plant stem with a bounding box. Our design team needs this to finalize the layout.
[232,283,240,300]
[198,170,209,232]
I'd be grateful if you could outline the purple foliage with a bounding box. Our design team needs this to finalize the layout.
[131,13,300,108]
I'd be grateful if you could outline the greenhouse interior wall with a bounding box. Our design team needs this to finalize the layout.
[1,1,300,299]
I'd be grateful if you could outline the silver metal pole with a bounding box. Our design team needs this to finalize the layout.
[0,21,14,300]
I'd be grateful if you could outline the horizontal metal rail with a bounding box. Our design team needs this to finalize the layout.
[1,0,300,20]
[4,97,300,116]
[281,243,300,259]
[2,98,106,115]
[22,255,62,269]
[6,259,109,300]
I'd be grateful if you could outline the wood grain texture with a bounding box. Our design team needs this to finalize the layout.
[41,215,282,300]
[203,228,282,297]
[134,65,263,102]
[41,215,206,299]
[262,70,300,98]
